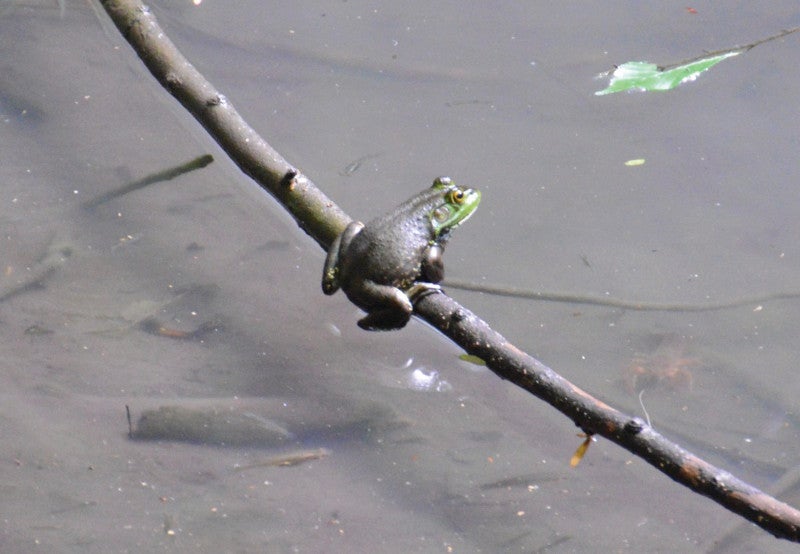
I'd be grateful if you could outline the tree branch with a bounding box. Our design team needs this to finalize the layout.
[99,0,800,542]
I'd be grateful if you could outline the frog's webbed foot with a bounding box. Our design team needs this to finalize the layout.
[358,310,410,331]
[353,282,440,331]
[358,303,413,331]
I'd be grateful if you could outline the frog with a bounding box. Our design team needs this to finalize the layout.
[322,176,481,331]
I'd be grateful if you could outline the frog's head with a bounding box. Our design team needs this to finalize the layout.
[429,176,481,238]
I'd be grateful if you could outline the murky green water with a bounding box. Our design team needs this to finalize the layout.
[2,2,800,551]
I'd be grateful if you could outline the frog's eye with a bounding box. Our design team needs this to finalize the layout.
[448,189,466,205]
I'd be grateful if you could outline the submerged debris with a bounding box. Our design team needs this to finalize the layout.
[0,239,73,302]
[233,448,331,470]
[131,405,293,447]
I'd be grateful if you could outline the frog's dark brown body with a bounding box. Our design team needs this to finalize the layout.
[322,177,480,330]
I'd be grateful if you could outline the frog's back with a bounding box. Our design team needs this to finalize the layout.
[347,210,431,287]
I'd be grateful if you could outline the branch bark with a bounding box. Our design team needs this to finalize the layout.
[99,0,800,542]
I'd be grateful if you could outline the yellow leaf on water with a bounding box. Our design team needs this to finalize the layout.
[570,434,594,467]
[459,354,486,366]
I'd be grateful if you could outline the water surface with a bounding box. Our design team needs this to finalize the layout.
[2,2,800,552]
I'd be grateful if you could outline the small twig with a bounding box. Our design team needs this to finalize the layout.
[660,26,800,71]
[233,448,331,471]
[0,238,73,302]
[338,152,383,177]
[83,154,213,208]
[125,405,133,439]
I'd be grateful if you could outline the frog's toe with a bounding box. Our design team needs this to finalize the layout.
[322,272,340,295]
[406,282,441,302]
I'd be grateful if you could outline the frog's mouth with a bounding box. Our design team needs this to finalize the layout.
[453,201,478,227]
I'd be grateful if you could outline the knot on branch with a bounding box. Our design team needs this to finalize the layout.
[206,94,226,107]
[280,169,298,189]
[623,417,646,435]
[164,71,182,88]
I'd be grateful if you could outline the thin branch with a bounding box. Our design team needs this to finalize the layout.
[444,277,800,312]
[99,0,800,542]
[661,26,800,71]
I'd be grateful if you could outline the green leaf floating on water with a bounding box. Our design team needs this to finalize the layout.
[595,51,740,96]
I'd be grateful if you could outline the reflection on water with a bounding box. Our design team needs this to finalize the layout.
[2,2,800,552]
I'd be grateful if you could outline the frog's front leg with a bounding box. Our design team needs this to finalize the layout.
[403,242,443,308]
[420,243,444,283]
[352,280,414,331]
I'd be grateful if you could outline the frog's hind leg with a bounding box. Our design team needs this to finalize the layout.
[322,221,364,295]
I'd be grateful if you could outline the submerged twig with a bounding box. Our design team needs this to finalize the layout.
[0,238,73,302]
[233,448,331,471]
[444,278,800,312]
[83,154,213,208]
[338,152,383,177]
